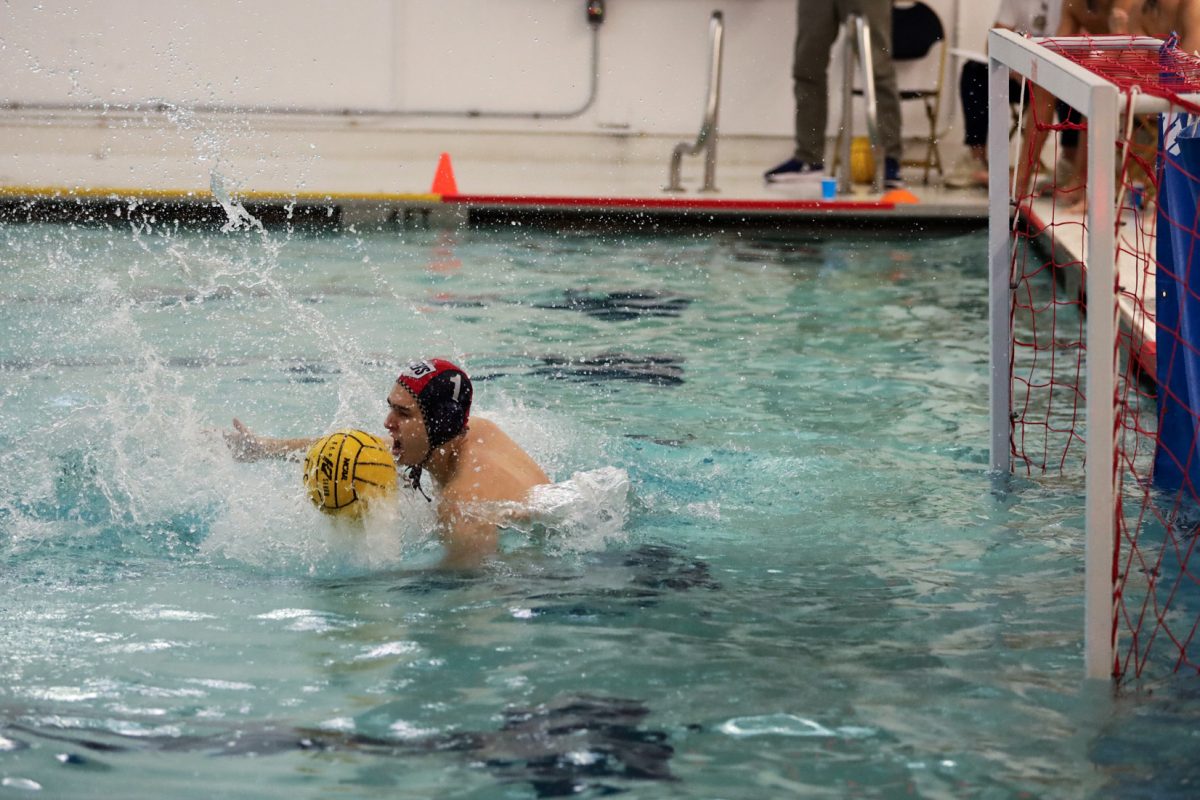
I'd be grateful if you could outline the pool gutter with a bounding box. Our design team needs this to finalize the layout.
[0,185,987,232]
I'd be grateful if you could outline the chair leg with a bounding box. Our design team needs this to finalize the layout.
[925,138,941,185]
[925,130,943,185]
[923,98,942,185]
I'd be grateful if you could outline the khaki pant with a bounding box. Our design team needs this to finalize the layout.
[792,0,901,163]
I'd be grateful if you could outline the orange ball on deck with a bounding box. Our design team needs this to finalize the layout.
[851,136,875,185]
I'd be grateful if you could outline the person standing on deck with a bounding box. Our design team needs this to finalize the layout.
[764,0,906,190]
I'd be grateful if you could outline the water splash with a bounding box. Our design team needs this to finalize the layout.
[201,478,439,575]
[495,466,630,554]
[209,169,262,234]
[0,222,386,568]
[158,100,263,234]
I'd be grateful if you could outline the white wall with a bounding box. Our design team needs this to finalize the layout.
[0,0,1007,193]
[1,0,1001,137]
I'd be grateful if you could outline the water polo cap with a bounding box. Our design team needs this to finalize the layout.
[396,358,473,450]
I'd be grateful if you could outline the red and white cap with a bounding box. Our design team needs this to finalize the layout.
[396,358,473,448]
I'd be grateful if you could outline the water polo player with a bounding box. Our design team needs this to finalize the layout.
[225,358,549,568]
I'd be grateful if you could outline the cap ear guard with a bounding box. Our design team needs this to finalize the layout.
[422,398,468,449]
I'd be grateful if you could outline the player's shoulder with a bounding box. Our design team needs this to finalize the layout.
[461,417,524,455]
[466,416,503,438]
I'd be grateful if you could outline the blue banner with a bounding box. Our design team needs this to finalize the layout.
[1155,115,1200,493]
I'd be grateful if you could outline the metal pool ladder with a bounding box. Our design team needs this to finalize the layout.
[838,13,884,194]
[665,11,725,193]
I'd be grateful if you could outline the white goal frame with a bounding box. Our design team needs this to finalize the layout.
[986,30,1200,680]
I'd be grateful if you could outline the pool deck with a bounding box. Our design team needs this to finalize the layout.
[0,122,988,230]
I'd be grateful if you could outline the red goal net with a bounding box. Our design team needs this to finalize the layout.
[1001,33,1200,682]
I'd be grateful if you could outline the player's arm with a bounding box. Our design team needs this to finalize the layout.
[224,418,317,461]
[1108,0,1138,35]
[1179,0,1200,53]
[1058,0,1085,36]
[436,499,500,570]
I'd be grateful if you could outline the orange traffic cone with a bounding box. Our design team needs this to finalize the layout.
[430,152,458,195]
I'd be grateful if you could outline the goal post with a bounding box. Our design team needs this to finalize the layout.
[989,30,1200,683]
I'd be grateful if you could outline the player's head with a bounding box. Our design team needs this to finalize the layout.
[392,358,473,453]
[387,359,472,498]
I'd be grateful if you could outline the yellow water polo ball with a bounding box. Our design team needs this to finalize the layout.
[302,429,398,518]
[850,136,875,185]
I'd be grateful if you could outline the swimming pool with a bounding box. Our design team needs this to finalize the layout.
[1,215,1196,798]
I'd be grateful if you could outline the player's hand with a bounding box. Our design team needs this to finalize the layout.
[224,418,264,461]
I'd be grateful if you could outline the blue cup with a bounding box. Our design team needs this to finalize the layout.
[821,177,837,200]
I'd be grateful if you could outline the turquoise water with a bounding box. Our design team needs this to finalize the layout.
[1,217,1197,798]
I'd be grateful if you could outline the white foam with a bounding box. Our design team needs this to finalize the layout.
[105,639,179,654]
[254,608,324,620]
[1,777,43,792]
[318,717,356,732]
[26,687,101,703]
[184,678,256,691]
[124,606,216,622]
[354,640,421,661]
[492,466,631,554]
[388,719,438,739]
[719,713,876,739]
[200,463,438,575]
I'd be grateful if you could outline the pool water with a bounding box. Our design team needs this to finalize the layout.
[1,216,1197,798]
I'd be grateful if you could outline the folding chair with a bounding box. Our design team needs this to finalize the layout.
[890,1,947,183]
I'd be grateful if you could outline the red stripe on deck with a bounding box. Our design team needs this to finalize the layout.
[443,194,895,211]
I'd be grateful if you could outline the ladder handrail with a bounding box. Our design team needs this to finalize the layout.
[665,11,725,193]
[838,13,884,193]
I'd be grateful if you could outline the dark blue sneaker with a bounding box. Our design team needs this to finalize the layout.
[764,158,824,184]
[884,158,906,189]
